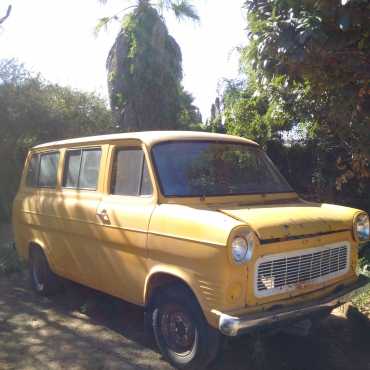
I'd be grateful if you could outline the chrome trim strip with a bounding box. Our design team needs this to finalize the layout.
[216,275,370,337]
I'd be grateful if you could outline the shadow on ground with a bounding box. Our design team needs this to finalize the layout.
[0,272,369,370]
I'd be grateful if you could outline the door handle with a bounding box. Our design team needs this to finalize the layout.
[96,209,111,225]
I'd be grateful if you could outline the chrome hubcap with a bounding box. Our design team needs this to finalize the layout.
[161,306,196,355]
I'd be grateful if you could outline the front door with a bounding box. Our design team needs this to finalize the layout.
[94,142,156,305]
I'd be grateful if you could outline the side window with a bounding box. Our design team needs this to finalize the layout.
[38,152,59,188]
[63,150,81,188]
[111,148,153,196]
[63,148,101,190]
[26,154,39,187]
[79,150,102,189]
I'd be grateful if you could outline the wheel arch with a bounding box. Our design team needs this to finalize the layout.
[27,239,48,261]
[144,266,221,332]
[143,266,213,324]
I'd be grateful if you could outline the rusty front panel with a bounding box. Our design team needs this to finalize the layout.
[244,230,358,311]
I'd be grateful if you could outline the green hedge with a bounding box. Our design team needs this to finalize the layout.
[0,242,24,275]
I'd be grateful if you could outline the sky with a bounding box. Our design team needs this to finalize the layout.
[0,0,246,120]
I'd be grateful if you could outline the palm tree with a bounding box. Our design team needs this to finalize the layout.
[96,0,199,32]
[97,0,200,131]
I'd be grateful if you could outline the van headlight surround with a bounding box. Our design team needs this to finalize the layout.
[231,232,255,264]
[354,213,369,242]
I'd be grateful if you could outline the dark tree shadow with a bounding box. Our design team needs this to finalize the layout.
[0,271,369,370]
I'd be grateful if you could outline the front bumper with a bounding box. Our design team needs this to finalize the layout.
[216,274,370,336]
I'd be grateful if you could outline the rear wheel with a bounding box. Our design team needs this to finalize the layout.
[152,285,222,369]
[29,247,61,296]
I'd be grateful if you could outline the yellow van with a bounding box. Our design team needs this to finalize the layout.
[13,131,370,369]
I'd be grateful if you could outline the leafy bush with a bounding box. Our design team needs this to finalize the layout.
[0,59,115,221]
[0,242,24,275]
[210,1,370,215]
[359,243,370,275]
[352,244,370,317]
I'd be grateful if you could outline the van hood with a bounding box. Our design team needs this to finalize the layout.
[218,201,359,241]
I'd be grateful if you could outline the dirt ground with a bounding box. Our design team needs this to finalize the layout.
[1,224,370,370]
[0,223,13,244]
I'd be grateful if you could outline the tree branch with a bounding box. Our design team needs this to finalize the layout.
[95,5,137,36]
[0,5,11,26]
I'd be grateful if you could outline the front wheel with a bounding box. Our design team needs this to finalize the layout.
[152,285,222,369]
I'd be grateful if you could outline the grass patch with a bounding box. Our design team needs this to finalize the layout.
[352,243,370,318]
[0,242,25,275]
[359,242,370,274]
[352,289,370,318]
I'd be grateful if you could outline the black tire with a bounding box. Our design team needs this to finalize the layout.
[29,247,61,296]
[152,284,222,370]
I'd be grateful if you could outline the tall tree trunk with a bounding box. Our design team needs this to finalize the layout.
[106,4,184,131]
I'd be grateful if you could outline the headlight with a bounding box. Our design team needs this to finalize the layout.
[231,232,254,264]
[354,213,370,242]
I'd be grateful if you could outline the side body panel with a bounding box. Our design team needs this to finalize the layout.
[95,195,154,303]
[147,204,244,327]
[34,146,108,287]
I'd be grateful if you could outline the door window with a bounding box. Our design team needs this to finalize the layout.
[26,154,39,187]
[63,150,80,188]
[79,150,102,189]
[63,148,101,190]
[111,148,153,196]
[38,152,59,188]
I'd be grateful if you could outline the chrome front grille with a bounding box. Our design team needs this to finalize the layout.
[255,242,350,297]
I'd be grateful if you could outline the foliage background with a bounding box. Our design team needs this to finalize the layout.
[105,0,202,131]
[0,60,114,221]
[1,0,370,221]
[208,0,370,215]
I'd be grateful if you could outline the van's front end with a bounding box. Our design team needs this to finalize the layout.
[142,132,370,369]
[214,202,370,337]
[149,135,370,339]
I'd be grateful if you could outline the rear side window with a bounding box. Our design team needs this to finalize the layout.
[79,150,102,189]
[38,152,59,188]
[64,150,80,188]
[63,148,101,190]
[111,148,153,196]
[26,154,39,187]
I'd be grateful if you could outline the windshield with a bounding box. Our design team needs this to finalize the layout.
[152,141,293,197]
